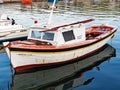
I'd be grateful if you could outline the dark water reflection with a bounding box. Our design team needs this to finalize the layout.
[0,0,120,90]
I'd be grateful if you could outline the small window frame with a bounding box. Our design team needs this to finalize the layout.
[31,30,55,41]
[62,30,75,42]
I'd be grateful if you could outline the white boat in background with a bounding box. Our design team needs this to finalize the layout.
[0,14,15,26]
[0,14,28,43]
[11,44,116,90]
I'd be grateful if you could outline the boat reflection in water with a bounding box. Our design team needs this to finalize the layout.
[11,44,116,90]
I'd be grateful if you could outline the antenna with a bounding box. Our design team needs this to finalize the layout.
[47,0,56,26]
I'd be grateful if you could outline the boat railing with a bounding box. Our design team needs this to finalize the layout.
[44,19,94,32]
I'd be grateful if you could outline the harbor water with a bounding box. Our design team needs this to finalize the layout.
[0,0,120,90]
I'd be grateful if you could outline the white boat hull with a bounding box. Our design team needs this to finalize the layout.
[0,25,28,42]
[0,29,27,42]
[8,33,114,72]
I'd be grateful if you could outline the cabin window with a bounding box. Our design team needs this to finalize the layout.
[62,30,75,42]
[31,31,41,39]
[42,32,54,41]
[31,31,54,41]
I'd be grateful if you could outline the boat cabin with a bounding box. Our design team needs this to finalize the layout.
[28,23,86,46]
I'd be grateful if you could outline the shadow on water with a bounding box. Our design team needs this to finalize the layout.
[10,44,116,90]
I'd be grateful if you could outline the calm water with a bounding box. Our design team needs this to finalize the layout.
[0,0,120,90]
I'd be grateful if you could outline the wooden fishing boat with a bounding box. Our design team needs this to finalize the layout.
[3,0,117,73]
[3,18,117,73]
[0,14,27,43]
[11,44,115,90]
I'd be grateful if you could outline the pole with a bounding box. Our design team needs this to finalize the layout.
[47,0,56,26]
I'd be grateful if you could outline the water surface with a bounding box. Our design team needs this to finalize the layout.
[0,0,120,90]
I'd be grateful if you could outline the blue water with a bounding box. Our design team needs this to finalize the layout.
[0,53,11,90]
[0,0,120,90]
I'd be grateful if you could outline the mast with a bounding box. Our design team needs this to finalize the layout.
[47,0,56,26]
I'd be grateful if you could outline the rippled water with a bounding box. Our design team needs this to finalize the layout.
[0,0,120,90]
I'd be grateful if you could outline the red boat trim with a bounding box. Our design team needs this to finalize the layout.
[44,19,94,32]
[30,19,94,32]
[9,29,116,52]
[14,44,108,74]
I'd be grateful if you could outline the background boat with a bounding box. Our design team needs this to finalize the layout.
[0,14,28,43]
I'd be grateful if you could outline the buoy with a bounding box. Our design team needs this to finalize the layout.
[34,20,38,24]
